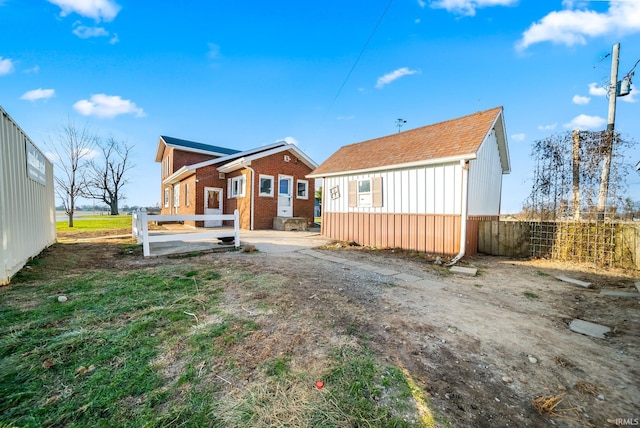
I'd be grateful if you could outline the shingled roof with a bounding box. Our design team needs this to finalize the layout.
[308,106,509,178]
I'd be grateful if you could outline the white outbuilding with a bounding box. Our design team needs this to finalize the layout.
[1,106,56,285]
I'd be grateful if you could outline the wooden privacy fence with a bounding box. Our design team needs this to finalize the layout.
[478,220,640,269]
[132,210,240,257]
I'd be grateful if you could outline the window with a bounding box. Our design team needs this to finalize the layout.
[164,188,170,208]
[184,183,190,206]
[348,177,383,208]
[173,184,180,207]
[163,155,171,178]
[259,175,274,197]
[296,179,309,199]
[358,180,371,206]
[228,175,245,198]
[329,185,340,200]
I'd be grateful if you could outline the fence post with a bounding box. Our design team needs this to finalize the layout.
[233,209,240,248]
[140,212,150,257]
[131,213,137,239]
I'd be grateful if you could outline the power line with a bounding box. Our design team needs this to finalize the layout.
[327,0,394,110]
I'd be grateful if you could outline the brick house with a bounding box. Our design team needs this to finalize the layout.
[155,136,317,230]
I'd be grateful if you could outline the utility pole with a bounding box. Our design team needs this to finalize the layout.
[572,129,581,221]
[596,42,619,218]
[395,118,406,133]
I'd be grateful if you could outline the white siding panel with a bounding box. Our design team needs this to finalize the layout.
[321,162,463,216]
[416,168,426,213]
[1,107,56,285]
[468,130,503,216]
[426,168,435,213]
[403,169,412,213]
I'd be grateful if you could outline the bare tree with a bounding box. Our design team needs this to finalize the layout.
[49,119,97,227]
[525,130,632,220]
[85,137,134,215]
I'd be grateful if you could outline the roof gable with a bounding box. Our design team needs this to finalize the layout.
[155,135,240,162]
[309,107,509,177]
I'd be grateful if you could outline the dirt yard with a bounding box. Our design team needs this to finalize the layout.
[57,234,640,426]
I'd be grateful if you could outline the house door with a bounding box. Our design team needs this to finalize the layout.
[204,187,223,227]
[277,175,293,217]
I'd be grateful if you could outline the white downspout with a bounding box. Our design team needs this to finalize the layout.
[447,159,469,266]
[245,164,255,230]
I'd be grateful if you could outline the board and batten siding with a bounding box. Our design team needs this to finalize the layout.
[468,129,503,216]
[322,162,464,255]
[1,107,56,285]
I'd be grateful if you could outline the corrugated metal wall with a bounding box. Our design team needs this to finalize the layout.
[1,107,56,285]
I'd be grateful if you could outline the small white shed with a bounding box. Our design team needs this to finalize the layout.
[1,106,56,285]
[308,107,510,259]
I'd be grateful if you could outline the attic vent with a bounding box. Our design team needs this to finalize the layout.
[284,155,291,162]
[218,172,225,179]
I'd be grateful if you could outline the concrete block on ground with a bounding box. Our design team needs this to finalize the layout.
[450,266,477,276]
[393,273,422,282]
[555,275,591,288]
[600,290,640,298]
[569,319,611,339]
[273,217,308,231]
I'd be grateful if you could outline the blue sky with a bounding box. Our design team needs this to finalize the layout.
[1,0,639,213]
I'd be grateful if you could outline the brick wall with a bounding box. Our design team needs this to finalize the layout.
[250,150,315,229]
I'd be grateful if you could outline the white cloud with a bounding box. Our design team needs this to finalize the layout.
[429,0,517,17]
[20,88,56,101]
[417,0,426,8]
[511,133,525,142]
[25,65,40,74]
[572,94,590,105]
[72,25,109,38]
[517,1,640,50]
[415,18,421,24]
[208,43,221,60]
[563,114,606,130]
[73,94,146,118]
[109,33,119,44]
[337,115,355,121]
[375,67,418,89]
[538,123,557,131]
[588,82,607,97]
[48,0,120,22]
[0,56,15,75]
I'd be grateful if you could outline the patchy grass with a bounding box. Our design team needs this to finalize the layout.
[1,239,432,427]
[524,291,540,299]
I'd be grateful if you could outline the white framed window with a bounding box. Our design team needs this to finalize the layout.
[173,183,180,207]
[296,179,309,199]
[163,155,171,178]
[184,183,190,207]
[164,188,170,208]
[330,185,340,200]
[348,177,383,208]
[228,175,246,198]
[259,174,274,197]
[357,179,372,207]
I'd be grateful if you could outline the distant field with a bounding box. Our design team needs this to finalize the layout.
[56,214,132,236]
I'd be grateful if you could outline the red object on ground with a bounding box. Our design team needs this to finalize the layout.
[315,380,324,389]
